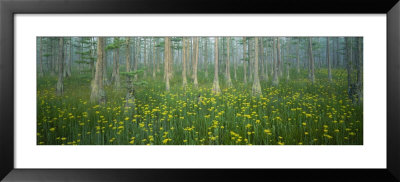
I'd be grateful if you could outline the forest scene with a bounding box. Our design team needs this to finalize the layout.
[36,36,363,145]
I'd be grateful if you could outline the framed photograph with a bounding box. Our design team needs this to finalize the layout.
[1,0,399,181]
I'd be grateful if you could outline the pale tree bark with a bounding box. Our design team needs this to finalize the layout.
[243,37,247,84]
[67,37,72,77]
[134,38,140,81]
[327,37,332,82]
[248,39,253,82]
[152,38,156,78]
[111,38,121,88]
[126,37,131,72]
[277,37,282,78]
[212,37,221,94]
[226,37,233,87]
[345,37,353,100]
[308,38,315,84]
[260,38,264,80]
[156,39,161,73]
[90,38,96,78]
[193,37,199,88]
[204,38,208,79]
[182,37,188,87]
[56,38,64,96]
[264,38,269,80]
[285,38,290,81]
[144,38,147,78]
[39,37,44,77]
[103,38,110,86]
[164,37,170,91]
[272,38,279,86]
[233,39,238,80]
[297,38,300,73]
[357,37,362,100]
[252,37,262,96]
[90,37,106,104]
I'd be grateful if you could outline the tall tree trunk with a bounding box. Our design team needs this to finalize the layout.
[152,38,156,78]
[182,37,188,87]
[204,38,208,79]
[164,37,170,91]
[272,37,279,86]
[264,38,269,80]
[126,37,131,72]
[327,37,332,81]
[56,38,64,95]
[357,37,362,99]
[252,37,262,96]
[90,37,106,104]
[248,39,253,82]
[277,37,282,79]
[103,38,109,85]
[286,38,290,81]
[226,37,233,87]
[243,37,247,84]
[233,39,238,80]
[67,37,72,77]
[297,38,300,73]
[111,39,121,88]
[134,38,140,81]
[260,38,264,80]
[212,37,221,94]
[308,38,315,84]
[90,38,96,78]
[39,37,44,77]
[193,37,199,88]
[157,39,161,73]
[345,37,352,99]
[143,38,147,78]
[336,38,340,68]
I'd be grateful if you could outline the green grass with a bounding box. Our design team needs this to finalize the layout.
[37,67,363,145]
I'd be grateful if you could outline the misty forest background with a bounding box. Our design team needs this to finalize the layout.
[37,36,363,145]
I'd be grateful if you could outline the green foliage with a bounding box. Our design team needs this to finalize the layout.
[120,70,145,77]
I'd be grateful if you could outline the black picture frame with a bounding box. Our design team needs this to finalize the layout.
[1,0,399,181]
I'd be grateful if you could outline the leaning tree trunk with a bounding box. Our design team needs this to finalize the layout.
[212,37,221,94]
[164,37,170,91]
[308,38,315,84]
[252,37,262,96]
[56,38,64,96]
[272,38,279,86]
[182,37,188,87]
[193,37,199,88]
[226,37,233,87]
[90,37,106,104]
[327,37,332,82]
